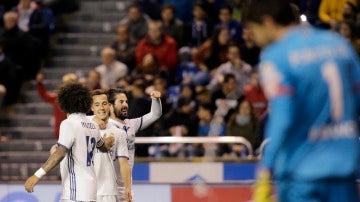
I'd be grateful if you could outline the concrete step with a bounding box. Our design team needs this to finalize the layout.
[47,56,101,68]
[14,103,53,115]
[8,114,53,127]
[54,44,104,56]
[72,12,125,22]
[66,21,119,33]
[0,126,53,139]
[80,1,128,12]
[22,90,42,103]
[57,33,114,45]
[0,162,59,181]
[0,139,56,152]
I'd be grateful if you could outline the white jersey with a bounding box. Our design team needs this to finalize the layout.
[57,113,102,201]
[108,99,162,189]
[93,122,128,196]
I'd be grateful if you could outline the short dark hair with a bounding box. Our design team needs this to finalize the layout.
[91,89,108,98]
[107,88,127,105]
[162,3,175,13]
[57,83,92,114]
[223,73,236,83]
[244,0,296,26]
[219,5,233,15]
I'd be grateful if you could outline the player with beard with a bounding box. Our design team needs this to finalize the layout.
[107,88,162,202]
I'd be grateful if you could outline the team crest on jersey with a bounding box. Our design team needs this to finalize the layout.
[260,62,283,99]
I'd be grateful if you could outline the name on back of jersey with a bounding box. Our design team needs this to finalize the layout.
[81,122,97,130]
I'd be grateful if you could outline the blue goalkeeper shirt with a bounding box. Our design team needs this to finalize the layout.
[259,25,360,180]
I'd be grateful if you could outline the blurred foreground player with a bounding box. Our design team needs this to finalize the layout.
[24,83,114,202]
[245,0,360,201]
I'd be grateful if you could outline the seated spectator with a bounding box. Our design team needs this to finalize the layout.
[338,20,360,55]
[226,99,258,157]
[194,103,226,157]
[243,71,267,119]
[191,26,230,84]
[216,5,243,44]
[163,0,193,24]
[87,70,101,90]
[240,28,260,67]
[159,96,198,156]
[136,21,179,79]
[120,4,151,42]
[16,0,50,57]
[318,0,357,29]
[184,1,213,48]
[132,53,164,82]
[211,73,241,103]
[95,47,128,89]
[161,3,184,48]
[1,11,42,80]
[110,24,137,71]
[35,72,77,138]
[207,43,252,95]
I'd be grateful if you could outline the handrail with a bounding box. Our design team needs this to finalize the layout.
[135,136,254,157]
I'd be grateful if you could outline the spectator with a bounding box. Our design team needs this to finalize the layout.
[228,0,245,22]
[163,0,193,23]
[207,43,252,94]
[240,28,260,67]
[16,0,50,57]
[132,53,163,81]
[318,0,357,29]
[160,96,198,157]
[343,1,358,23]
[192,26,230,80]
[95,47,128,89]
[211,73,240,102]
[87,70,101,90]
[184,1,212,48]
[120,4,151,42]
[226,99,258,156]
[161,3,184,48]
[243,71,267,119]
[217,5,243,44]
[338,20,360,55]
[35,72,77,138]
[1,11,42,80]
[136,21,179,79]
[110,24,137,71]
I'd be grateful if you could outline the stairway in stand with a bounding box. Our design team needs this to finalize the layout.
[0,0,132,182]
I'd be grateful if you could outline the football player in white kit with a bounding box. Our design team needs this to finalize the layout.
[107,88,162,202]
[90,89,132,202]
[24,83,114,202]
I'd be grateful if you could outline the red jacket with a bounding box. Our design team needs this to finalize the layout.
[36,82,66,138]
[136,34,178,71]
[243,84,267,118]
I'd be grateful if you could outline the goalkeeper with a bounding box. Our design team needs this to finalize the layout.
[244,0,360,201]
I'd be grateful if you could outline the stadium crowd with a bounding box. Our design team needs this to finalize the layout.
[1,0,360,158]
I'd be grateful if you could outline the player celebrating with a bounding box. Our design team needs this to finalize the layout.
[107,88,162,201]
[245,0,360,201]
[90,89,132,202]
[24,83,114,202]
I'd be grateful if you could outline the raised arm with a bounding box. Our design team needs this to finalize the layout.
[139,91,162,130]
